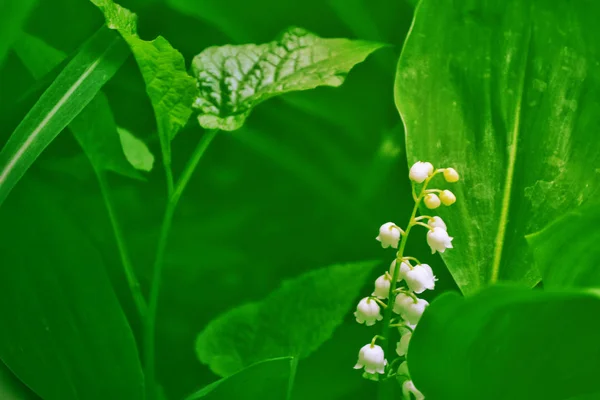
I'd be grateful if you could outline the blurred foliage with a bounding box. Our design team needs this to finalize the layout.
[0,0,451,399]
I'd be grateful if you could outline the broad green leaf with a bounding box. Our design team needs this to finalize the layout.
[395,0,600,293]
[408,285,600,400]
[91,0,197,169]
[196,261,378,376]
[0,0,37,66]
[0,179,144,399]
[526,203,600,289]
[191,27,385,131]
[0,27,130,207]
[117,126,154,172]
[184,357,294,400]
[13,33,146,179]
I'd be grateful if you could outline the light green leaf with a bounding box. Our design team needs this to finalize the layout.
[395,0,600,293]
[191,27,385,131]
[14,33,145,179]
[0,27,130,207]
[117,126,154,172]
[0,180,145,399]
[196,261,378,377]
[526,203,600,289]
[409,285,600,400]
[184,357,294,400]
[0,0,37,66]
[91,0,197,169]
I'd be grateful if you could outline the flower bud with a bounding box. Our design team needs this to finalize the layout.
[372,275,391,299]
[395,331,412,357]
[397,361,410,377]
[428,216,447,230]
[409,161,434,183]
[402,380,425,400]
[443,167,460,182]
[440,189,456,206]
[404,264,436,294]
[353,344,387,374]
[393,293,429,324]
[424,193,441,209]
[427,226,454,254]
[389,259,411,282]
[354,297,383,326]
[376,222,403,249]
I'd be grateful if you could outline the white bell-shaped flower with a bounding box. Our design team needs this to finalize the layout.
[376,222,403,249]
[427,226,453,254]
[372,274,391,299]
[409,161,434,183]
[440,189,456,206]
[354,297,383,326]
[354,343,387,374]
[389,259,411,282]
[395,331,412,357]
[423,193,441,209]
[404,264,436,294]
[402,380,425,400]
[393,293,429,325]
[428,216,447,230]
[443,167,460,183]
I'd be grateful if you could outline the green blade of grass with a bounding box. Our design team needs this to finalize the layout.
[0,26,130,207]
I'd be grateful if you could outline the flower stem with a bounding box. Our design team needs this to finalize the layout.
[144,129,219,399]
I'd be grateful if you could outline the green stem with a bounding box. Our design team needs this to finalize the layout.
[96,170,147,319]
[144,129,219,398]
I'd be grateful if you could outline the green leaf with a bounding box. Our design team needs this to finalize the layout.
[117,126,154,172]
[191,27,385,131]
[196,261,378,377]
[0,180,144,400]
[184,357,294,400]
[13,33,146,179]
[395,0,600,293]
[0,27,130,207]
[526,203,600,289]
[0,361,37,400]
[408,285,600,400]
[0,0,37,66]
[91,0,197,168]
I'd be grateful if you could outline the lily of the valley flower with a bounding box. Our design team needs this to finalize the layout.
[427,226,453,254]
[402,380,425,400]
[404,264,436,294]
[376,222,403,249]
[423,193,441,209]
[373,274,391,299]
[389,259,411,282]
[443,167,460,183]
[428,216,447,230]
[409,161,434,183]
[395,331,412,357]
[440,189,456,206]
[394,293,429,325]
[354,297,383,326]
[354,344,387,374]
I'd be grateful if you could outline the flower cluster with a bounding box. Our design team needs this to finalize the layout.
[353,161,460,398]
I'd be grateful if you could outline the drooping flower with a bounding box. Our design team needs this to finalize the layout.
[376,222,403,249]
[427,226,453,254]
[389,259,411,282]
[424,193,441,209]
[409,161,434,183]
[354,297,383,326]
[353,344,387,374]
[396,331,412,357]
[404,264,436,294]
[402,380,425,400]
[393,293,429,325]
[428,216,447,230]
[372,274,391,299]
[440,189,456,206]
[443,167,460,183]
